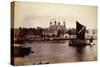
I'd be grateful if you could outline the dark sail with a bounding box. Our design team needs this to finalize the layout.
[76,21,86,40]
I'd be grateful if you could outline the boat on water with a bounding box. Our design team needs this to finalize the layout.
[69,21,94,46]
[11,45,32,57]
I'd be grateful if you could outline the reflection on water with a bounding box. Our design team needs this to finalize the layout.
[14,40,97,65]
[76,47,85,61]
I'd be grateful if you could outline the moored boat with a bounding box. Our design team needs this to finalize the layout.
[11,45,31,57]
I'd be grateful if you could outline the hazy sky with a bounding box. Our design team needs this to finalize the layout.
[13,1,97,29]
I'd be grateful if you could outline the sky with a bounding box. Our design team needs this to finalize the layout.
[13,1,97,29]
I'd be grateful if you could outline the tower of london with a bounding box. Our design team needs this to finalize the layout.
[43,20,66,37]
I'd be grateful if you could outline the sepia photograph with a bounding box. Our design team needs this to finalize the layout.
[11,1,97,66]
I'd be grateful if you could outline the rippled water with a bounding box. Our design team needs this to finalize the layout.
[14,40,97,65]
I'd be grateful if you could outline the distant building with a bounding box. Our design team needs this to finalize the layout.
[43,20,66,37]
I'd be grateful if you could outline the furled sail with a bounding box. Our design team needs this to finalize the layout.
[76,21,86,40]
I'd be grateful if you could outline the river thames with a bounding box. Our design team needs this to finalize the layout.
[14,40,97,65]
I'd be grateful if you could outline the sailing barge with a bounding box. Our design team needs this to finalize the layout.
[69,21,94,46]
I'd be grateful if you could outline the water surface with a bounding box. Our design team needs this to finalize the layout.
[14,40,97,65]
